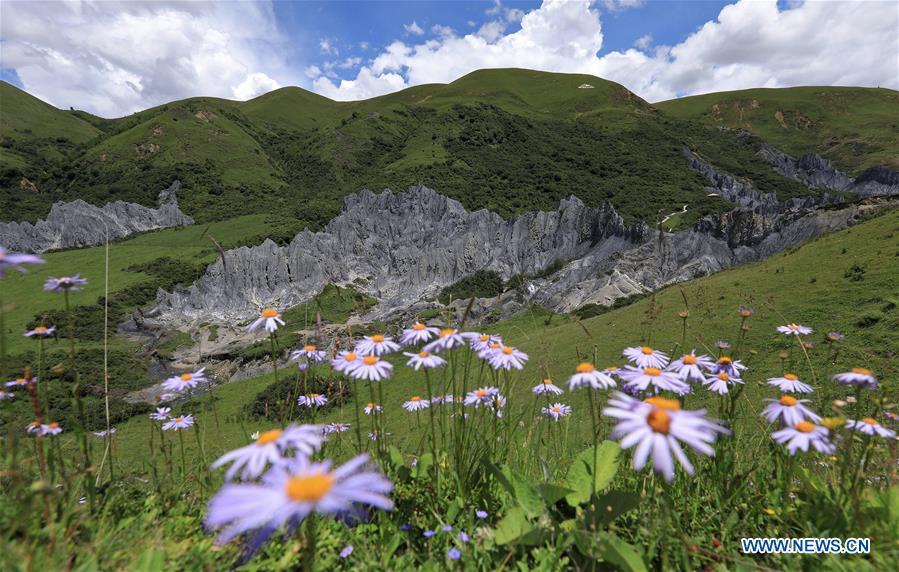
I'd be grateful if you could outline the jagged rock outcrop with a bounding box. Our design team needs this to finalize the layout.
[0,181,193,253]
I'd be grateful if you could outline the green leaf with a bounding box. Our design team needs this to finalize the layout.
[130,549,165,572]
[585,490,640,527]
[484,462,545,517]
[565,441,620,506]
[412,453,433,479]
[388,446,405,469]
[494,507,536,546]
[537,483,574,506]
[596,533,647,572]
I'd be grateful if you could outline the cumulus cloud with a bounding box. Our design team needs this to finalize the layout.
[404,21,424,36]
[602,0,646,12]
[313,0,897,102]
[634,34,652,50]
[0,0,289,116]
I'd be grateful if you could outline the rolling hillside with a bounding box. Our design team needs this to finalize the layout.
[656,86,899,174]
[3,69,871,229]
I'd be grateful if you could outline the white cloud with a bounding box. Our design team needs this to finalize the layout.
[319,39,338,56]
[304,65,323,79]
[313,0,898,103]
[0,0,290,116]
[431,24,456,38]
[338,57,363,69]
[404,21,424,36]
[634,34,652,50]
[602,0,646,11]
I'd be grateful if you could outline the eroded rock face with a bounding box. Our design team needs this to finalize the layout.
[0,181,193,253]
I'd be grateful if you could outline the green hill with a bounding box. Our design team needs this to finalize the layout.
[0,80,100,143]
[656,86,899,174]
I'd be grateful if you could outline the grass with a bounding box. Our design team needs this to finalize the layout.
[656,86,899,174]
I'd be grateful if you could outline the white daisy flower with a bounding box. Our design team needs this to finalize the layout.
[777,323,813,336]
[348,356,393,381]
[325,422,350,434]
[761,396,821,426]
[298,394,328,408]
[833,368,878,389]
[246,308,285,334]
[39,422,63,436]
[423,328,468,353]
[622,346,670,369]
[403,396,430,412]
[354,334,401,357]
[488,346,529,371]
[331,351,361,374]
[465,333,503,353]
[846,417,896,439]
[403,350,447,370]
[92,428,116,439]
[711,357,747,378]
[771,422,835,455]
[292,345,327,363]
[603,393,729,482]
[477,342,504,360]
[703,372,743,395]
[149,407,171,421]
[0,391,14,401]
[162,415,195,431]
[364,403,382,415]
[464,387,499,407]
[542,403,572,420]
[619,366,689,395]
[211,425,324,480]
[567,363,617,390]
[400,323,440,345]
[767,374,814,394]
[532,379,564,395]
[667,352,714,382]
[26,421,41,434]
[162,368,207,393]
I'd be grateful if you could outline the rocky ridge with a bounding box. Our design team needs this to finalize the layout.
[0,181,193,253]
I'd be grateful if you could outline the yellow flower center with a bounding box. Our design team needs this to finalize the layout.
[682,355,697,365]
[285,472,335,502]
[788,324,799,330]
[412,323,426,331]
[261,308,278,318]
[475,389,487,397]
[552,406,561,413]
[257,429,282,445]
[851,368,871,375]
[542,379,553,385]
[310,394,320,399]
[779,396,798,406]
[740,309,751,317]
[180,373,192,381]
[575,363,594,374]
[502,347,513,355]
[371,335,385,343]
[410,396,421,402]
[719,357,732,364]
[644,397,681,411]
[647,409,671,434]
[488,343,501,349]
[644,367,661,376]
[304,345,316,352]
[418,351,430,358]
[34,327,48,333]
[174,417,184,423]
[784,374,798,380]
[795,421,815,433]
[862,417,879,426]
[439,328,455,338]
[345,352,358,361]
[717,372,730,381]
[367,403,375,408]
[641,346,654,355]
[480,335,490,342]
[47,422,59,430]
[363,356,378,366]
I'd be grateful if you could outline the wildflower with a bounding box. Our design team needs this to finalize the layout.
[488,346,529,371]
[703,372,743,395]
[767,374,814,394]
[401,322,440,345]
[771,422,836,454]
[826,332,844,342]
[0,247,44,277]
[423,328,467,353]
[340,545,354,559]
[211,425,324,480]
[712,356,747,378]
[846,418,896,439]
[464,387,499,407]
[603,392,730,481]
[368,431,392,441]
[26,421,41,434]
[423,530,436,538]
[150,407,171,420]
[404,350,447,370]
[622,346,669,369]
[298,394,328,408]
[821,417,846,430]
[441,524,453,532]
[364,403,382,415]
[92,428,116,438]
[667,352,715,382]
[325,422,350,434]
[162,415,195,431]
[619,366,689,395]
[833,368,878,389]
[24,325,56,337]
[400,523,412,531]
[761,396,822,426]
[39,422,63,436]
[567,363,617,390]
[205,454,393,545]
[476,341,504,360]
[355,334,401,357]
[162,368,207,393]
[0,391,13,401]
[475,510,488,519]
[331,351,361,373]
[532,379,564,395]
[715,340,731,350]
[458,531,470,543]
[448,548,462,561]
[291,344,327,363]
[777,323,813,336]
[465,332,502,353]
[738,306,755,318]
[348,356,393,381]
[246,308,284,334]
[43,274,88,292]
[4,377,32,389]
[403,396,429,412]
[542,403,572,421]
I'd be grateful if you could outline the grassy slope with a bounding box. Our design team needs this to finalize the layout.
[0,81,100,143]
[102,208,898,470]
[656,86,899,174]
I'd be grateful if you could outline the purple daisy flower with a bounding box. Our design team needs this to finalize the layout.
[447,548,462,560]
[298,394,328,408]
[339,545,354,559]
[532,379,564,395]
[404,350,447,370]
[400,322,441,345]
[761,396,821,426]
[354,334,401,357]
[24,325,56,337]
[149,407,171,421]
[246,308,284,334]
[423,328,467,353]
[702,372,743,395]
[567,363,617,390]
[403,396,430,412]
[772,422,835,455]
[347,356,393,381]
[325,422,350,434]
[331,350,361,374]
[777,323,812,336]
[542,403,572,421]
[846,417,896,439]
[619,366,689,395]
[291,344,327,364]
[667,352,715,382]
[212,424,324,480]
[39,422,63,436]
[162,368,207,393]
[43,274,88,292]
[833,368,878,389]
[463,386,499,408]
[0,247,44,277]
[767,374,814,394]
[488,346,529,371]
[464,332,503,353]
[162,415,195,431]
[622,346,669,369]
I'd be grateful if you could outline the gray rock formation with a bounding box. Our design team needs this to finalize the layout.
[0,181,193,253]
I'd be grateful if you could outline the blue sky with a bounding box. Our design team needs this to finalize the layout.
[1,0,895,117]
